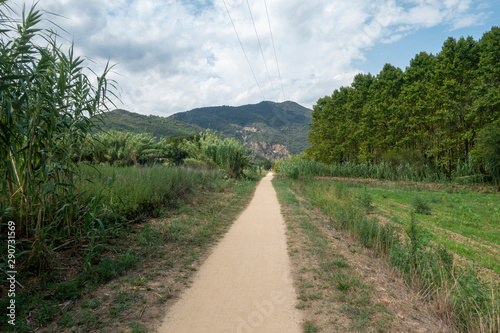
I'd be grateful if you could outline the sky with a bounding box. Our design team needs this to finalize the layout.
[8,0,500,116]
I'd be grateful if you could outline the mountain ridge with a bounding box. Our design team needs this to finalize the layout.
[101,109,203,138]
[170,101,312,160]
[102,101,312,160]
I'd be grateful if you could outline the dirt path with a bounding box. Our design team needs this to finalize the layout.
[157,173,302,333]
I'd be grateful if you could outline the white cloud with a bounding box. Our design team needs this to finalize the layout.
[7,0,492,115]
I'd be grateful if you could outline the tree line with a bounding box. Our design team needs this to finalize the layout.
[306,27,500,179]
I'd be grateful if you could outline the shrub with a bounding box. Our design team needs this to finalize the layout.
[356,191,373,212]
[411,196,431,215]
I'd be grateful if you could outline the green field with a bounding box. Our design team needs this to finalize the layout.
[277,175,499,332]
[366,183,500,276]
[301,178,500,277]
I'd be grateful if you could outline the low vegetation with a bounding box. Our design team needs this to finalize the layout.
[275,160,499,332]
[275,179,399,332]
[0,166,259,331]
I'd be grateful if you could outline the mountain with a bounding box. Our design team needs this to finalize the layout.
[100,109,203,138]
[169,101,312,160]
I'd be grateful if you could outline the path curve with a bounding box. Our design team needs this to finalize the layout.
[158,173,302,333]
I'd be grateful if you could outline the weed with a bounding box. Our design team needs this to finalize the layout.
[296,302,307,309]
[57,312,76,328]
[81,299,102,310]
[332,258,349,268]
[357,191,374,212]
[34,300,60,325]
[109,291,142,319]
[129,322,147,333]
[411,196,431,215]
[304,321,319,333]
[77,309,102,328]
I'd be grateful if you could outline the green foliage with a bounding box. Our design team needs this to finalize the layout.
[304,321,319,333]
[262,159,272,170]
[81,129,251,178]
[81,131,170,166]
[294,179,499,332]
[474,123,500,181]
[0,3,115,246]
[277,157,449,182]
[411,196,431,215]
[356,191,373,212]
[77,164,226,221]
[181,130,250,178]
[182,157,217,170]
[307,27,500,178]
[101,109,202,138]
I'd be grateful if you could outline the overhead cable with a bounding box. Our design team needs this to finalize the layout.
[222,0,266,100]
[245,0,277,102]
[264,0,286,101]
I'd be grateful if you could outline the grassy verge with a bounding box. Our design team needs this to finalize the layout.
[273,179,394,332]
[291,177,499,332]
[0,165,261,332]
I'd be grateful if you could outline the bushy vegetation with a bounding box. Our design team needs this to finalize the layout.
[294,179,499,332]
[77,165,227,223]
[80,129,252,177]
[274,156,483,183]
[0,3,115,241]
[81,131,171,166]
[0,2,251,275]
[180,130,251,178]
[307,27,500,179]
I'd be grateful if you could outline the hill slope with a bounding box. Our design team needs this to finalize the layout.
[170,101,312,160]
[101,109,203,138]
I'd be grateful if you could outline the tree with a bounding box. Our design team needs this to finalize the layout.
[474,124,500,182]
[306,27,500,179]
[263,159,272,170]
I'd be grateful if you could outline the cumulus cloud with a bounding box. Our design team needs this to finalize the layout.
[8,0,492,115]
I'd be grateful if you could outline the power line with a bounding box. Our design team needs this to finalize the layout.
[245,0,277,102]
[222,0,265,100]
[264,0,286,101]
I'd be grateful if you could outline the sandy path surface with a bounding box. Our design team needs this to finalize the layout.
[157,173,302,333]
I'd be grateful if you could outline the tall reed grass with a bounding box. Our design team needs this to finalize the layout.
[0,3,118,271]
[276,157,485,184]
[181,130,250,178]
[77,164,226,223]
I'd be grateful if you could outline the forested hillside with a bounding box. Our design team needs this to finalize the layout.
[170,101,312,159]
[307,27,500,177]
[101,109,202,138]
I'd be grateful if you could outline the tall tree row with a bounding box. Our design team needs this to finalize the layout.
[307,27,500,177]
